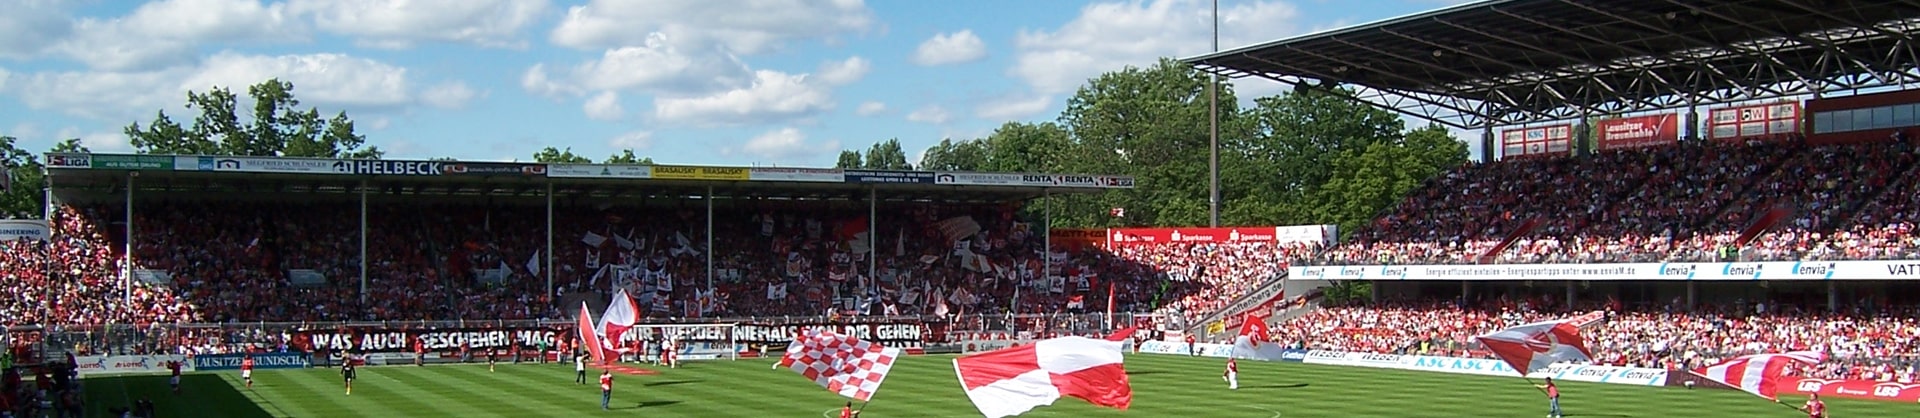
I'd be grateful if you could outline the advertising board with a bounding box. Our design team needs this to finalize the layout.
[1288,260,1920,281]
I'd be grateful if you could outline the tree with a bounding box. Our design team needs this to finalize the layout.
[979,122,1072,173]
[0,136,45,219]
[863,139,912,170]
[834,150,863,169]
[915,138,987,171]
[1300,125,1467,235]
[532,147,591,163]
[1053,58,1233,228]
[604,149,653,165]
[1222,86,1404,227]
[124,78,382,158]
[50,138,90,153]
[429,157,458,161]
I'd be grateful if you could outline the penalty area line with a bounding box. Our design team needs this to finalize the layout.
[1240,405,1282,417]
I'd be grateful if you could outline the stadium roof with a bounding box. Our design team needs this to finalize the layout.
[1183,0,1920,130]
[44,153,1131,204]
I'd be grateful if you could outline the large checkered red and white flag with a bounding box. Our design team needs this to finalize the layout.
[1688,351,1827,401]
[776,328,902,401]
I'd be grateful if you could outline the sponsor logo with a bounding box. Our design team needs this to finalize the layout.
[1800,380,1825,392]
[1723,263,1762,279]
[1890,263,1920,276]
[1307,350,1344,360]
[1279,350,1307,361]
[331,160,443,176]
[1357,353,1399,362]
[47,154,91,168]
[1875,385,1902,398]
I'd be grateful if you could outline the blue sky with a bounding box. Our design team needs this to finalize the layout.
[0,0,1474,167]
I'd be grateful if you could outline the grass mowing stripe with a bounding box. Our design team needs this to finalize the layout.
[83,354,1919,417]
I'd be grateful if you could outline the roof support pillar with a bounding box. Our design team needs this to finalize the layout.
[1481,126,1496,162]
[868,187,877,305]
[359,180,368,305]
[124,172,135,308]
[546,181,554,311]
[707,186,716,295]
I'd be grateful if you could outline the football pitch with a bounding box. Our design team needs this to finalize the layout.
[82,354,1909,417]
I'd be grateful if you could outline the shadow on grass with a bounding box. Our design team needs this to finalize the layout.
[86,374,277,418]
[1125,371,1168,376]
[1244,383,1311,389]
[645,380,702,387]
[614,400,684,410]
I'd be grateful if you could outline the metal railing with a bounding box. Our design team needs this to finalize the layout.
[34,313,1170,357]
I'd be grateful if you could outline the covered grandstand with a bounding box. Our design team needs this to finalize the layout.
[1177,0,1920,389]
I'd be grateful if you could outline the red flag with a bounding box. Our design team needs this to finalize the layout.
[1473,320,1593,375]
[1229,313,1284,361]
[1103,327,1136,342]
[1688,351,1826,401]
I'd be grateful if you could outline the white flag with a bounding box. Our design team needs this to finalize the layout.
[526,250,541,276]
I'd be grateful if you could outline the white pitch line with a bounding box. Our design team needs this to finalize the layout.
[1240,405,1283,417]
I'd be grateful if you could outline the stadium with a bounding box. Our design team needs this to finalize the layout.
[2,0,1920,417]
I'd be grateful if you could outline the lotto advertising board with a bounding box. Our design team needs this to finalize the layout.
[1777,378,1920,403]
[1596,114,1681,150]
[74,355,191,375]
[1289,259,1920,281]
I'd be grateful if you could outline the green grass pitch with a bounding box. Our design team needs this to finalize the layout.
[81,354,1911,417]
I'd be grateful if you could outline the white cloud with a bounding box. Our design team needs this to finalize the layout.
[855,101,887,116]
[737,127,836,161]
[526,33,749,98]
[550,0,874,54]
[906,105,951,124]
[912,30,987,66]
[652,70,835,125]
[608,130,652,149]
[1,52,448,121]
[422,82,480,109]
[58,127,133,153]
[815,56,870,86]
[57,0,305,71]
[976,94,1054,120]
[288,0,548,49]
[583,91,625,121]
[1012,0,1300,94]
[179,53,411,107]
[0,0,71,59]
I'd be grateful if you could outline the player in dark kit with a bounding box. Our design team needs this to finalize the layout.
[340,359,357,396]
[487,348,497,372]
[166,360,183,394]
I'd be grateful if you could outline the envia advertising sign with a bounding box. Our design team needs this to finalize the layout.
[1288,260,1920,281]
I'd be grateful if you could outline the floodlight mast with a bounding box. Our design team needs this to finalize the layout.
[1208,0,1221,227]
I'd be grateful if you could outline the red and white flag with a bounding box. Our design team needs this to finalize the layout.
[1688,351,1827,401]
[1230,313,1286,361]
[953,335,1131,418]
[1473,319,1593,375]
[575,302,605,365]
[597,289,639,358]
[776,328,901,401]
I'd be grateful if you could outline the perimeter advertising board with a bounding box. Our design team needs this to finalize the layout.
[1289,259,1920,281]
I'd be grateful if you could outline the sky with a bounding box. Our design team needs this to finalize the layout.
[0,0,1477,167]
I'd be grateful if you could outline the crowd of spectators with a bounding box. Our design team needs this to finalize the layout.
[1106,242,1317,327]
[1308,137,1920,265]
[1266,297,1920,382]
